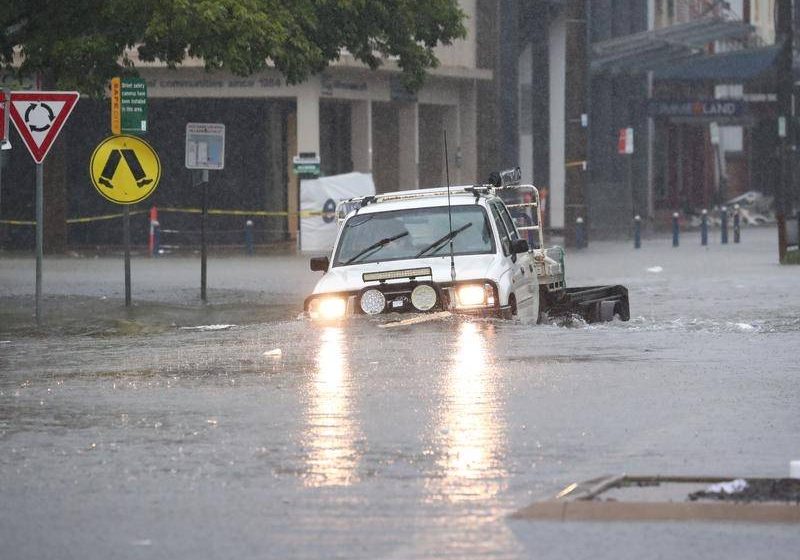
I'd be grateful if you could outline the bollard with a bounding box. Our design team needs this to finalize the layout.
[721,206,729,244]
[148,205,158,257]
[701,209,708,246]
[733,204,741,244]
[152,220,160,256]
[672,212,680,247]
[245,219,254,256]
[634,215,641,249]
[575,216,585,249]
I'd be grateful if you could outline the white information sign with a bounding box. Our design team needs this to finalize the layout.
[185,122,225,170]
[300,172,375,253]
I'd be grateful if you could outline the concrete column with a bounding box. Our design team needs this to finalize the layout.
[296,85,320,157]
[441,105,458,184]
[518,43,534,186]
[350,100,372,172]
[459,84,477,185]
[549,12,566,230]
[398,103,419,189]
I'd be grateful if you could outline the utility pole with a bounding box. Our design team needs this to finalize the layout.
[564,0,588,247]
[776,0,793,262]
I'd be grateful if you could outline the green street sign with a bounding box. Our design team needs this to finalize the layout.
[293,163,321,175]
[121,77,147,135]
[293,153,321,176]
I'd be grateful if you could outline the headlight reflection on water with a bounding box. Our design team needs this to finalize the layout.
[303,327,361,487]
[432,321,506,502]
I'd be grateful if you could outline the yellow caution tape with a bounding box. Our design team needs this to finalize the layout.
[1,207,323,226]
[159,207,322,218]
[67,210,148,224]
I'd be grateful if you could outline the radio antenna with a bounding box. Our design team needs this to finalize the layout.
[444,130,456,282]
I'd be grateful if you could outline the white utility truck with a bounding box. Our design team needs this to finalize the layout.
[304,169,629,323]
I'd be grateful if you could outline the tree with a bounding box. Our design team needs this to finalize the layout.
[1,0,467,95]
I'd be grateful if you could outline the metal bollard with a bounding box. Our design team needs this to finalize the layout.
[701,209,708,246]
[634,215,641,249]
[672,212,680,247]
[148,205,158,257]
[575,216,585,249]
[733,204,741,244]
[245,220,254,256]
[152,221,160,256]
[721,206,729,244]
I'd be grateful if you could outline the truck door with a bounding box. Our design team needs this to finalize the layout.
[490,201,535,314]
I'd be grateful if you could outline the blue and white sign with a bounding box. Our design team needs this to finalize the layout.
[185,122,225,170]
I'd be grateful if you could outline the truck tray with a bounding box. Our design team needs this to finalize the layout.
[544,285,630,323]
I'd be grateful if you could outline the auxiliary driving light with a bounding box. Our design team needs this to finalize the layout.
[359,289,386,315]
[411,284,437,311]
[310,296,347,320]
[457,284,488,307]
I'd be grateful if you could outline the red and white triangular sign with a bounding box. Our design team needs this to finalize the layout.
[9,91,79,164]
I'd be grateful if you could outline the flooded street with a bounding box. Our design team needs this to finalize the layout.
[2,227,799,559]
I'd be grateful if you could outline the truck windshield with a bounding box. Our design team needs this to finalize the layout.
[333,205,495,266]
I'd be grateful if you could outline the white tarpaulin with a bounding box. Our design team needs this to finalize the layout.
[300,172,375,253]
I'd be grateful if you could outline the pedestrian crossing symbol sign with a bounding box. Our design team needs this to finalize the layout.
[90,135,161,204]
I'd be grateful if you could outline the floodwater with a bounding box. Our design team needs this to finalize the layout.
[1,227,799,559]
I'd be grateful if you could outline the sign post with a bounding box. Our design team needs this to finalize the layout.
[0,89,10,213]
[618,127,635,218]
[185,123,225,302]
[89,134,161,306]
[110,76,149,303]
[8,91,79,323]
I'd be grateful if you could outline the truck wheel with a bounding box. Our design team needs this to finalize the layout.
[503,294,517,320]
[536,287,547,324]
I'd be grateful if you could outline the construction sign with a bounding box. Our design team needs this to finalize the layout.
[8,91,79,163]
[90,135,161,204]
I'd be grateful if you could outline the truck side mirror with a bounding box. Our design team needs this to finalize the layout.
[511,238,529,254]
[310,256,330,272]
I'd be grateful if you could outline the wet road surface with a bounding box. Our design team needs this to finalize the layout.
[1,227,799,559]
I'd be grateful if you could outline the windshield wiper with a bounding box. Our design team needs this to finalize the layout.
[344,231,409,264]
[415,222,472,257]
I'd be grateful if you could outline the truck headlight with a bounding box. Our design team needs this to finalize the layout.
[457,284,487,306]
[359,289,386,315]
[456,283,494,307]
[309,296,347,320]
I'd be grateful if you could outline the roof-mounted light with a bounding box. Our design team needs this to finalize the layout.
[487,167,522,189]
[362,267,432,283]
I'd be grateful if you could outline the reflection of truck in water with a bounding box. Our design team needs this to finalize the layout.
[304,168,629,323]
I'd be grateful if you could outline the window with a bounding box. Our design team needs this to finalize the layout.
[489,202,512,256]
[333,205,495,266]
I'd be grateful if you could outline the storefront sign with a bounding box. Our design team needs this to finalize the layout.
[647,99,746,119]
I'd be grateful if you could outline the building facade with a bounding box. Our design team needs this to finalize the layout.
[498,0,783,240]
[0,0,491,250]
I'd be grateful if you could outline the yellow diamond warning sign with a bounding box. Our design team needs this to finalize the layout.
[90,135,161,204]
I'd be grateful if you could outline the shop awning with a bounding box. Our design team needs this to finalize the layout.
[591,17,754,75]
[653,45,780,82]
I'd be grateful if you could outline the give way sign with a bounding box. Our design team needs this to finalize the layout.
[9,91,79,163]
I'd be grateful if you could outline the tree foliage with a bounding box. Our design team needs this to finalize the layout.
[1,0,466,96]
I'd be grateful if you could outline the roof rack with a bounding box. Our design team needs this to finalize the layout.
[335,167,545,249]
